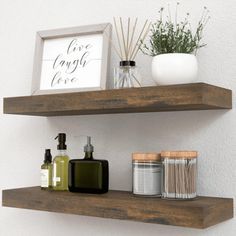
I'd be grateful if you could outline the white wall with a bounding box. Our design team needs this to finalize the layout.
[0,0,235,235]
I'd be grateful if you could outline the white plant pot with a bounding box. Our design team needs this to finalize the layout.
[152,53,198,85]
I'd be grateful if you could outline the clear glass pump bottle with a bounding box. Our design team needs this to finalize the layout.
[52,133,69,191]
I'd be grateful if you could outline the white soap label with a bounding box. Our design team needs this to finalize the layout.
[53,177,61,185]
[41,169,49,187]
[53,163,61,186]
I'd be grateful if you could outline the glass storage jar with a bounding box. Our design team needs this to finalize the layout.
[114,61,142,89]
[132,153,162,196]
[161,151,198,199]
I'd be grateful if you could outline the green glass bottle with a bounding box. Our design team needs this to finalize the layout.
[41,149,53,190]
[68,136,109,194]
[52,133,69,191]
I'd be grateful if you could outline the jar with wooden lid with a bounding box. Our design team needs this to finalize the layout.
[132,153,162,196]
[161,151,198,199]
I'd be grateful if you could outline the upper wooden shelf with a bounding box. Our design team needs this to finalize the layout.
[2,186,233,229]
[3,83,232,116]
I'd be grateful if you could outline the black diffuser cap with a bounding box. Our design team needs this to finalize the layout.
[44,149,52,163]
[55,133,67,150]
[120,60,136,67]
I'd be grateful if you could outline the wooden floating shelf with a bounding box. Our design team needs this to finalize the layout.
[3,83,232,116]
[2,186,233,229]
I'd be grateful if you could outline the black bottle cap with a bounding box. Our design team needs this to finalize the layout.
[120,60,136,67]
[55,133,67,150]
[44,149,52,163]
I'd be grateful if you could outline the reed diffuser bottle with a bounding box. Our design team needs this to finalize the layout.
[114,61,141,88]
[52,133,70,191]
[112,17,151,89]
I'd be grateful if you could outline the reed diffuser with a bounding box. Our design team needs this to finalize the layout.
[161,151,198,200]
[112,17,151,89]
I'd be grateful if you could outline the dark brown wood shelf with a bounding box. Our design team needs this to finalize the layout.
[2,186,233,229]
[3,83,232,116]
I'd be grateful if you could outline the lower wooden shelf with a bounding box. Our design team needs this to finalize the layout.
[2,186,233,229]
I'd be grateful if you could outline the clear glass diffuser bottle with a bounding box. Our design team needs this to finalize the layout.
[114,61,142,89]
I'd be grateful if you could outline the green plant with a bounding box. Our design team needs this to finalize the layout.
[141,4,210,56]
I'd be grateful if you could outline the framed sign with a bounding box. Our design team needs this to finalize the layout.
[31,23,111,95]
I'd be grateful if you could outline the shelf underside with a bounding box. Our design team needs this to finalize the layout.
[3,83,232,116]
[2,186,233,229]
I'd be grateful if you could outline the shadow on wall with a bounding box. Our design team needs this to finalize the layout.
[46,109,230,149]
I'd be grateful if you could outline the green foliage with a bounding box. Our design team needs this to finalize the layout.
[141,4,210,56]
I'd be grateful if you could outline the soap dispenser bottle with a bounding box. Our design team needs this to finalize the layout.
[52,133,69,191]
[68,136,109,193]
[41,149,53,190]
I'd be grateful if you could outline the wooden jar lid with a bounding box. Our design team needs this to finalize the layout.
[161,151,198,159]
[132,153,161,161]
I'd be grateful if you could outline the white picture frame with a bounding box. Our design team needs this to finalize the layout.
[31,23,112,95]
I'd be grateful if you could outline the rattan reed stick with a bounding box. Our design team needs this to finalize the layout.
[131,22,151,60]
[113,17,151,62]
[127,18,138,59]
[119,17,128,60]
[104,29,122,60]
[113,17,124,60]
[126,17,130,59]
[130,19,148,60]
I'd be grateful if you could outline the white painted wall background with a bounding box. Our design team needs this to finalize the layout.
[0,0,235,235]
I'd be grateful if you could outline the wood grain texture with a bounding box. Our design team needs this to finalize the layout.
[2,186,233,229]
[3,83,232,117]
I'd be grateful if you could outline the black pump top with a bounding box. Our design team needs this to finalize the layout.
[44,149,52,163]
[55,133,67,150]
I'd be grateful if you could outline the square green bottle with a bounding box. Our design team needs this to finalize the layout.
[52,133,69,191]
[68,136,109,194]
[41,149,53,190]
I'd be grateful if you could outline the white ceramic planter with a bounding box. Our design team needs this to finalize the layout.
[152,53,198,85]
